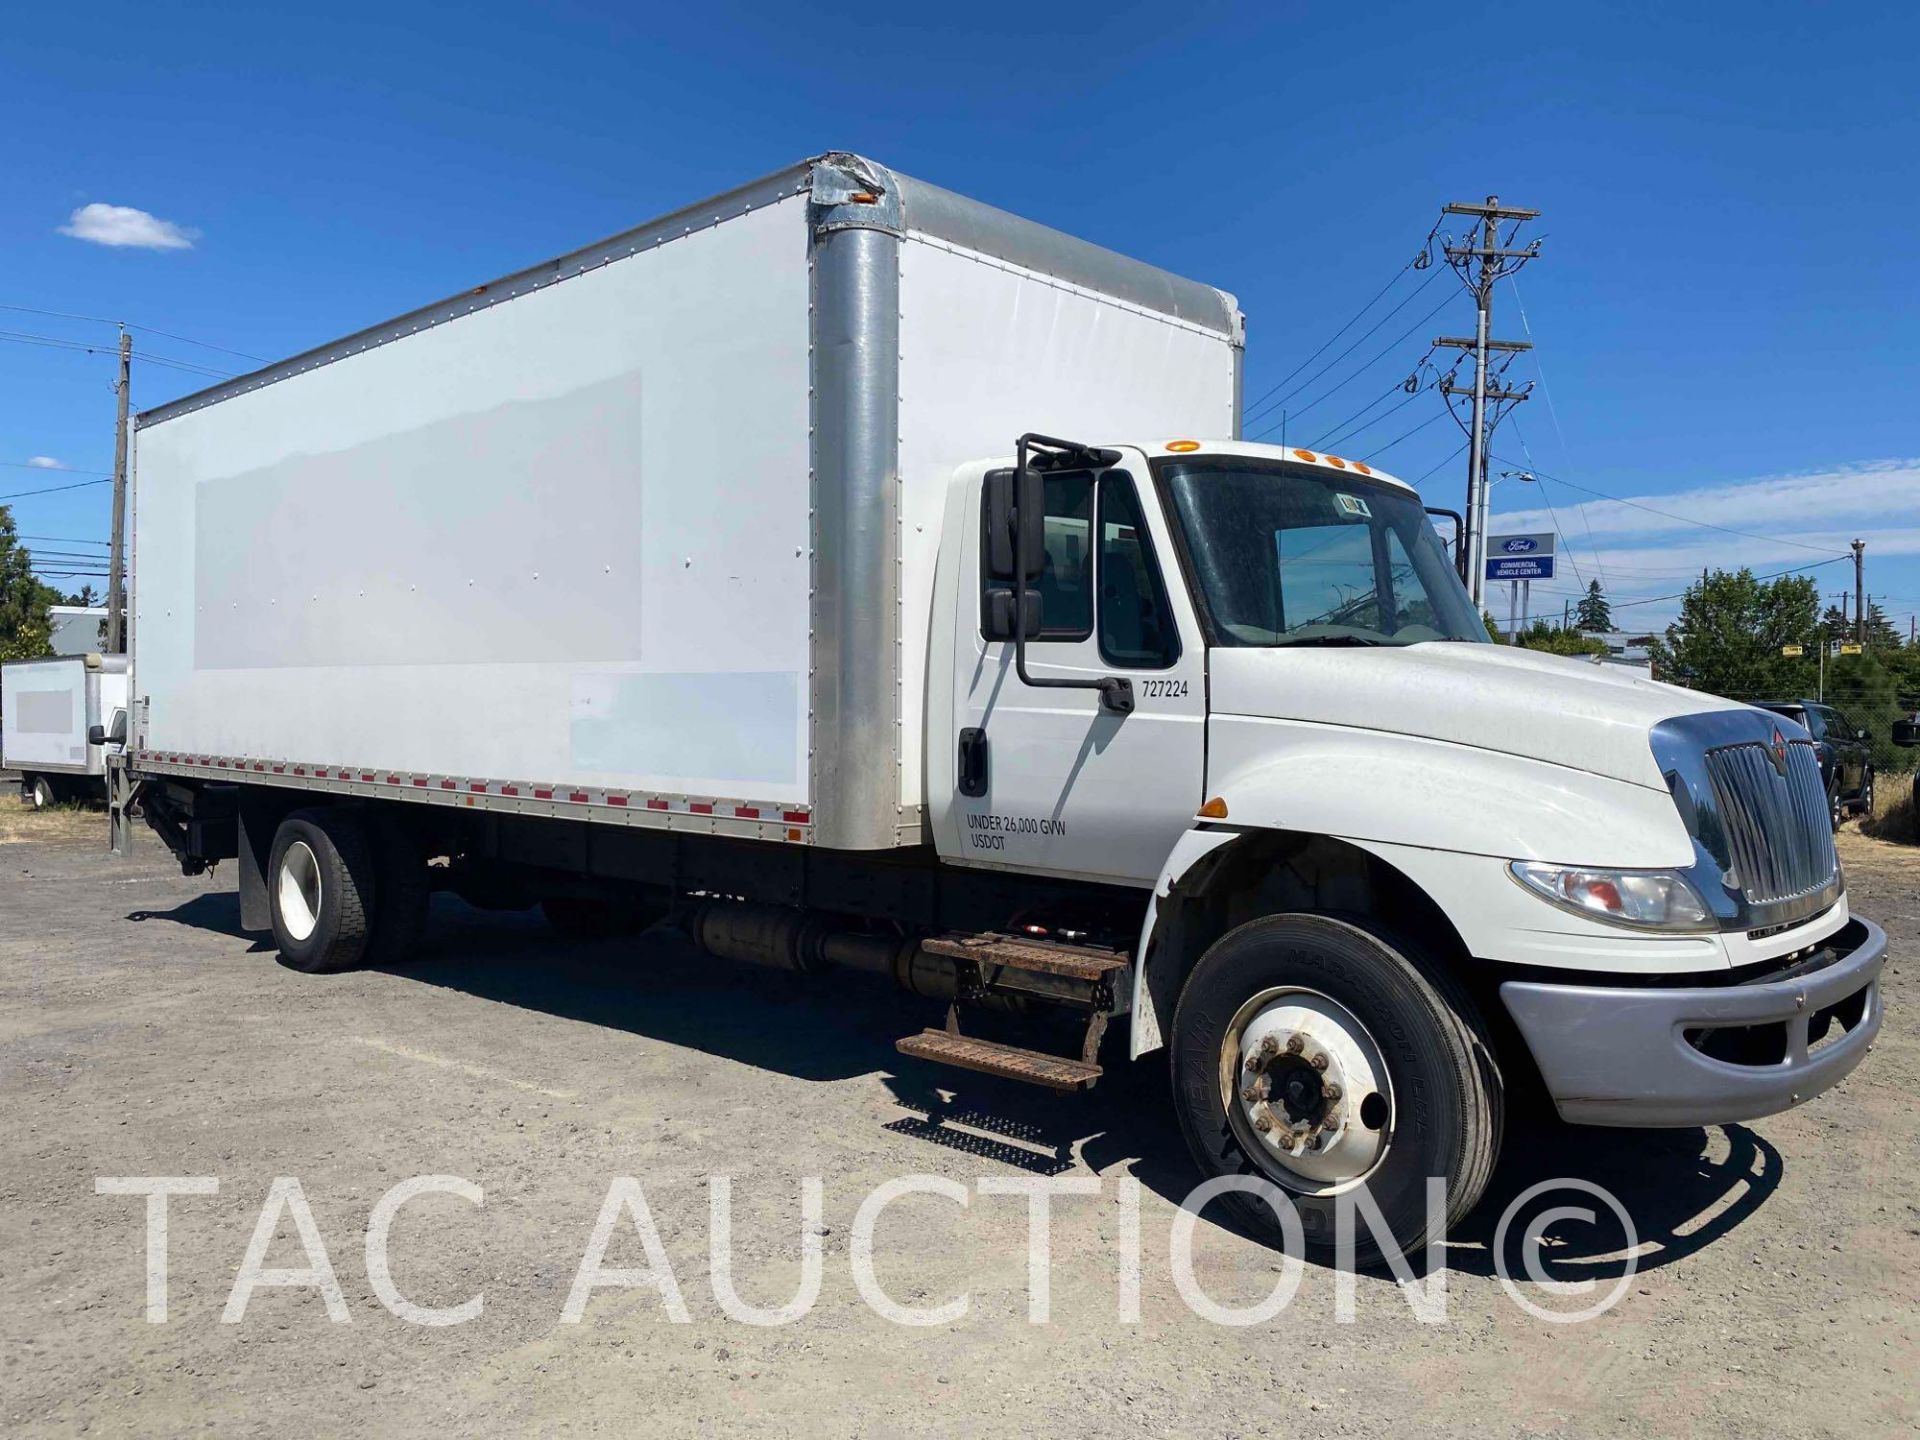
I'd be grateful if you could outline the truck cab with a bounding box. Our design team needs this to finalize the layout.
[924,436,1883,1247]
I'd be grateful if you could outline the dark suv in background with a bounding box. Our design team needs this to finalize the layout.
[1757,700,1873,828]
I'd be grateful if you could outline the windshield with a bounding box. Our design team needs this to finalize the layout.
[1155,459,1487,647]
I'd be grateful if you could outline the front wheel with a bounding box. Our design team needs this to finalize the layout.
[28,775,57,810]
[1857,769,1875,818]
[1830,780,1845,832]
[1170,913,1502,1265]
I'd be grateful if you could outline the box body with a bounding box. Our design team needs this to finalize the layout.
[1,655,127,778]
[129,155,1240,849]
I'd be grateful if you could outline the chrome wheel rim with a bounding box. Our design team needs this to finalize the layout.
[277,840,322,942]
[1218,986,1394,1196]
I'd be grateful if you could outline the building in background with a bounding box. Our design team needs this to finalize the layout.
[47,606,107,656]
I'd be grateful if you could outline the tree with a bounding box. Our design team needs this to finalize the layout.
[1826,650,1916,776]
[1646,569,1821,703]
[1516,619,1608,658]
[67,583,99,607]
[1864,600,1904,652]
[1574,579,1613,633]
[0,506,63,662]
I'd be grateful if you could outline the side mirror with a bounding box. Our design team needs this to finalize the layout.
[87,724,108,747]
[985,467,1046,582]
[983,586,1044,641]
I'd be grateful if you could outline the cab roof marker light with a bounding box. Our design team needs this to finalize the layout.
[1291,448,1318,463]
[1198,796,1229,819]
[1166,439,1201,452]
[1352,461,1373,476]
[1324,454,1348,469]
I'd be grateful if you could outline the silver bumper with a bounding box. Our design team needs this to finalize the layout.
[1500,917,1886,1127]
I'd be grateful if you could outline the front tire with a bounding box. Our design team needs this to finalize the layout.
[28,775,56,810]
[1170,913,1502,1265]
[1857,769,1875,818]
[268,809,375,973]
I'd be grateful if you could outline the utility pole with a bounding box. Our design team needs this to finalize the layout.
[1434,196,1539,607]
[106,329,131,654]
[1850,539,1866,646]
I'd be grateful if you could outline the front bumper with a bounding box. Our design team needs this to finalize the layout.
[1500,917,1886,1127]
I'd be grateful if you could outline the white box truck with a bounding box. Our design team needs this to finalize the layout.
[2,652,128,808]
[118,153,1885,1261]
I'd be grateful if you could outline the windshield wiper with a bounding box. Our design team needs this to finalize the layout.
[1272,635,1386,648]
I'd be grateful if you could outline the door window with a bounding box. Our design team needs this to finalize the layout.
[1097,473,1178,669]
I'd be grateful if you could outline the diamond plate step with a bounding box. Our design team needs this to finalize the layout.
[920,933,1128,983]
[895,1029,1103,1091]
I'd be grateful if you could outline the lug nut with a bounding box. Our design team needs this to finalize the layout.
[1322,1084,1342,1103]
[1285,1035,1304,1055]
[1310,1053,1329,1071]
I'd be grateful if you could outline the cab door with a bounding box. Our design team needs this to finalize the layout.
[943,457,1207,884]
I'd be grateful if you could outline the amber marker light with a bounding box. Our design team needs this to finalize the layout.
[1198,796,1229,819]
[1166,439,1201,452]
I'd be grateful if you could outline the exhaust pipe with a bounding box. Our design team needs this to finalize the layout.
[680,899,1017,1007]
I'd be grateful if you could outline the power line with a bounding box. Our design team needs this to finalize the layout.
[1239,241,1436,423]
[1250,287,1456,434]
[0,327,234,378]
[0,476,113,502]
[1487,454,1852,558]
[1365,407,1450,461]
[0,302,268,363]
[2,461,114,477]
[1412,443,1468,486]
[1608,554,1852,611]
[16,534,110,546]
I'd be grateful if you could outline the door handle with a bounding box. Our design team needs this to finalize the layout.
[957,727,989,797]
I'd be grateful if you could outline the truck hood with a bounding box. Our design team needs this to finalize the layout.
[1208,642,1748,791]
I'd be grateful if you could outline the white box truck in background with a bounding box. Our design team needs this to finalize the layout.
[2,653,128,808]
[117,153,1886,1262]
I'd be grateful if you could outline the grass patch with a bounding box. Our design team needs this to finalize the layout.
[0,801,106,846]
[1861,771,1917,845]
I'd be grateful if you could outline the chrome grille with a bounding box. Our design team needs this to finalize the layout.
[1702,739,1837,905]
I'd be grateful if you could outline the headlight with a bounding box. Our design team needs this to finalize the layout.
[1508,861,1715,933]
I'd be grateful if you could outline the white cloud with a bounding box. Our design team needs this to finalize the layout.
[1483,458,1920,629]
[26,456,67,469]
[1493,459,1920,547]
[58,202,197,251]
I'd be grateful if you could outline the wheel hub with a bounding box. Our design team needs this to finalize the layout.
[1226,991,1393,1191]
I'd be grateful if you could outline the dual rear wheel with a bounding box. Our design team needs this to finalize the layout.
[266,806,657,971]
[267,808,428,973]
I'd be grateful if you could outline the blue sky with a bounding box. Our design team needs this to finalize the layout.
[5,0,1916,635]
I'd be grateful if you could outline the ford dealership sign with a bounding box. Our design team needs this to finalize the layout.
[1486,532,1555,581]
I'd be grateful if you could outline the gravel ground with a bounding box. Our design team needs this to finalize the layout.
[2,816,1915,1437]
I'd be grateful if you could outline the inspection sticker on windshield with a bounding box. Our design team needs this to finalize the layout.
[1335,493,1372,518]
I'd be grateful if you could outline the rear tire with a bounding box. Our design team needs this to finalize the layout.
[268,809,375,973]
[365,813,431,966]
[1857,768,1875,818]
[1170,912,1502,1266]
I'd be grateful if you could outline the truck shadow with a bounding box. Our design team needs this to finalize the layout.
[128,889,1785,1273]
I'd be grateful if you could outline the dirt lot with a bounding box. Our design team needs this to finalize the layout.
[2,811,1916,1437]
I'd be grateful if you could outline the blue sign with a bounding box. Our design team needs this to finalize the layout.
[1488,555,1555,581]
